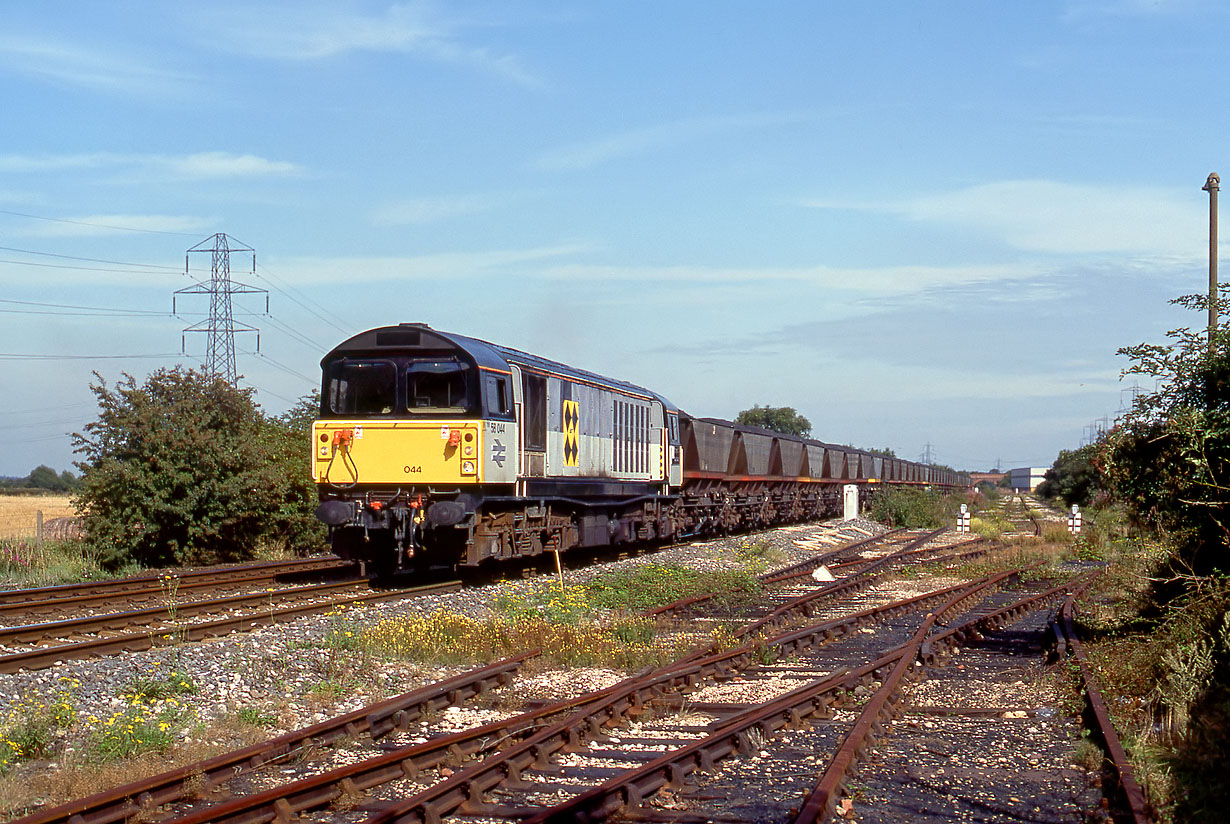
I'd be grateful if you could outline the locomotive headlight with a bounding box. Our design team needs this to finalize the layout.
[463,445,474,457]
[461,459,477,475]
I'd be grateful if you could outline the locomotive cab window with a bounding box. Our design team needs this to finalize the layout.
[326,360,397,416]
[485,374,511,418]
[407,360,474,413]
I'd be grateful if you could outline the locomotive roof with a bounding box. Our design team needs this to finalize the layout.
[323,324,679,412]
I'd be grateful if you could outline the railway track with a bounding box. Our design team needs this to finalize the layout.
[0,577,460,674]
[14,527,1120,824]
[0,556,350,612]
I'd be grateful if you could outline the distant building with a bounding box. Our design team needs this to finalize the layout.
[1007,467,1047,491]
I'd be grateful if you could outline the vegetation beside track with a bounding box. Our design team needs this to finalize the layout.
[1030,296,1230,823]
[349,553,770,673]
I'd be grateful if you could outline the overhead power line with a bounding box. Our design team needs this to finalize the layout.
[0,245,181,272]
[255,261,350,335]
[0,208,203,237]
[0,297,170,316]
[0,352,181,360]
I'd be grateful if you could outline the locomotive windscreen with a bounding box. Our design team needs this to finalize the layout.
[407,360,473,412]
[327,360,396,415]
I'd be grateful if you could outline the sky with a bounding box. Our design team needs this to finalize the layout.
[1,0,1227,477]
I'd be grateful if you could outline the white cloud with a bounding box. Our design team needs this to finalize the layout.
[802,179,1207,256]
[265,244,593,284]
[0,35,192,96]
[536,113,807,171]
[535,261,1045,294]
[163,153,301,179]
[200,2,539,86]
[372,193,505,226]
[0,152,301,180]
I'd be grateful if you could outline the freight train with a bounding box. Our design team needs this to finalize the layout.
[312,324,968,572]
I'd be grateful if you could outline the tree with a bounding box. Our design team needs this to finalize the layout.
[73,368,302,568]
[26,465,69,491]
[865,447,897,458]
[1036,444,1103,508]
[735,405,812,437]
[259,392,327,555]
[1103,294,1230,576]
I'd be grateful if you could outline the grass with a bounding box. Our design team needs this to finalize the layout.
[1067,517,1230,823]
[0,494,77,541]
[356,559,766,672]
[0,537,108,589]
[584,563,763,613]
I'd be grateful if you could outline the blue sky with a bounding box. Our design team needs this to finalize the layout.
[0,0,1225,477]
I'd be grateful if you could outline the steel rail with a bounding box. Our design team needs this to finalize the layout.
[645,529,910,619]
[0,561,353,618]
[0,580,462,673]
[1056,587,1152,823]
[362,566,1025,824]
[758,528,907,582]
[9,653,533,824]
[0,578,373,645]
[791,574,1093,823]
[150,572,1013,824]
[519,569,1031,824]
[732,528,953,643]
[649,529,958,670]
[0,556,346,607]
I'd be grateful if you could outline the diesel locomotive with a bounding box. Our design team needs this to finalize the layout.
[312,324,967,572]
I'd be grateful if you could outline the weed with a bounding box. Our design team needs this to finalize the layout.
[83,693,194,764]
[236,707,277,727]
[0,677,79,774]
[585,564,761,613]
[122,664,198,702]
[494,581,593,625]
[0,537,106,588]
[307,680,349,702]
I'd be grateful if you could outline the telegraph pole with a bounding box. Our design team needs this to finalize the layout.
[173,233,268,384]
[1204,172,1220,349]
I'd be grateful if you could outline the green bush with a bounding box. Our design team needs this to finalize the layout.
[72,369,324,569]
[867,487,957,528]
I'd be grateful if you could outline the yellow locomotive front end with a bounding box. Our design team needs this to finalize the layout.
[312,325,517,573]
[312,420,484,486]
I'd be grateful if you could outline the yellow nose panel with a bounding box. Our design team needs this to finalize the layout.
[312,420,482,485]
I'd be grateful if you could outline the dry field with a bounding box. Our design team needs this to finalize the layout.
[0,494,78,540]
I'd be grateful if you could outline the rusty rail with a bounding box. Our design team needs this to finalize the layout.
[150,573,1012,824]
[0,556,347,608]
[1056,588,1152,823]
[0,579,461,673]
[522,570,1060,823]
[9,652,532,824]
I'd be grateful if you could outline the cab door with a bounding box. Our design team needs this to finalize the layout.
[666,412,683,488]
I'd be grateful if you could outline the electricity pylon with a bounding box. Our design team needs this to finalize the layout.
[173,233,267,384]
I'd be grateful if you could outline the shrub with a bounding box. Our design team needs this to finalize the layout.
[867,487,957,528]
[73,369,323,568]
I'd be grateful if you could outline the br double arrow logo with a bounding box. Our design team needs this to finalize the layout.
[563,400,580,467]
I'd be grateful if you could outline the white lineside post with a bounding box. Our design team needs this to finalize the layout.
[1068,504,1082,536]
[958,503,970,534]
[843,484,859,521]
